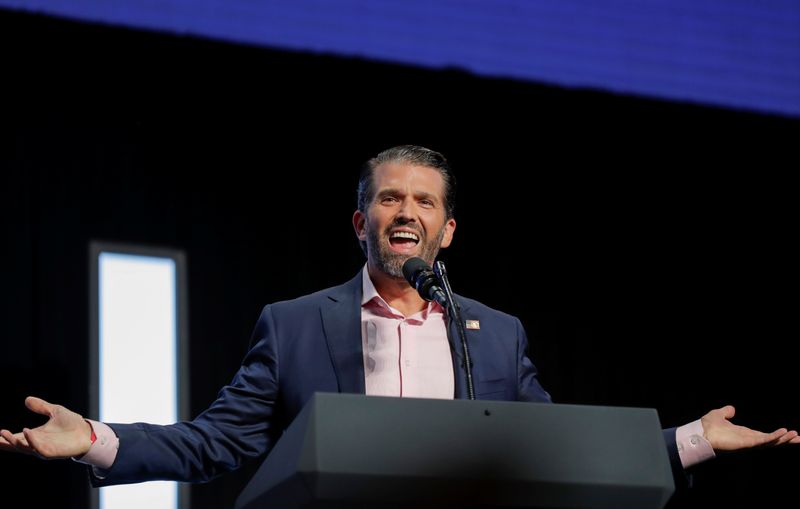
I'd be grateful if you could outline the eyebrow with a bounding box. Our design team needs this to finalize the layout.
[375,188,441,203]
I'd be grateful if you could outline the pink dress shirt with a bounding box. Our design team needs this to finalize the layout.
[361,265,454,399]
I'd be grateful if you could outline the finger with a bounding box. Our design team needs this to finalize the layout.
[720,405,736,420]
[730,427,785,449]
[789,435,800,445]
[0,440,19,453]
[22,428,49,458]
[1,429,31,451]
[775,430,798,446]
[0,430,15,451]
[1,429,20,447]
[760,428,789,446]
[25,396,55,418]
[769,431,794,447]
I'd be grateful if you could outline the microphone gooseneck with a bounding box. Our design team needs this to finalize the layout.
[434,260,475,401]
[401,257,476,400]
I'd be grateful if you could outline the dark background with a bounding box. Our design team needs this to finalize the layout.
[1,9,797,509]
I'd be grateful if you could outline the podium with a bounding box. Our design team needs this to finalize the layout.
[236,393,674,509]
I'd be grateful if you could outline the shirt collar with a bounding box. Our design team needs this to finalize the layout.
[360,263,444,318]
[361,263,382,306]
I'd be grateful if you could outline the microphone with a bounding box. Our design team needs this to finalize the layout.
[402,257,448,308]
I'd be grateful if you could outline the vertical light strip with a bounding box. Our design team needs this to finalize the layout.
[98,252,178,509]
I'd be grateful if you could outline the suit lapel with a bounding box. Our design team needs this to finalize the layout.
[320,273,366,395]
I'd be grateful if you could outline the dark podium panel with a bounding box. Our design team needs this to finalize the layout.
[236,393,674,509]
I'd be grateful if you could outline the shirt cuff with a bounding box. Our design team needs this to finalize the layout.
[72,420,119,474]
[676,419,716,469]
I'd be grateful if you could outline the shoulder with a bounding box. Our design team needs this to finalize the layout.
[258,272,361,318]
[454,294,522,328]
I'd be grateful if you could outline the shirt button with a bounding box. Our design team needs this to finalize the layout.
[690,436,699,446]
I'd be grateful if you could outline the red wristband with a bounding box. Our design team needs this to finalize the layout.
[86,420,97,445]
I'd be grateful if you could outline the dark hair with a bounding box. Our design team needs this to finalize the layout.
[356,145,456,218]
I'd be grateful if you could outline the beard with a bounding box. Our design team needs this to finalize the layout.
[366,220,446,279]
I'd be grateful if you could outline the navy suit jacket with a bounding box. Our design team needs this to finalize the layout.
[92,271,684,488]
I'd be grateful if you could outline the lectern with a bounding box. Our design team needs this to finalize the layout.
[236,393,674,509]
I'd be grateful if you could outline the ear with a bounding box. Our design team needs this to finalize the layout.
[439,218,456,248]
[353,210,367,241]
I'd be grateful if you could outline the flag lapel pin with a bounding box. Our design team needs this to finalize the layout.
[465,320,480,330]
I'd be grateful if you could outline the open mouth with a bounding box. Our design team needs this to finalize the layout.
[388,230,420,254]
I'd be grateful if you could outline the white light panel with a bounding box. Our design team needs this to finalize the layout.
[97,252,178,509]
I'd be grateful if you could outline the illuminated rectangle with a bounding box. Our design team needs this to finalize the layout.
[90,244,188,509]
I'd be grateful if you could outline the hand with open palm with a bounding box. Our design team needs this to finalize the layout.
[701,405,799,452]
[1,396,93,460]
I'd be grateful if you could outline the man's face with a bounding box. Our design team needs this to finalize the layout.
[353,161,456,278]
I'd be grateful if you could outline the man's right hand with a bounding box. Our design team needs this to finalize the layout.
[0,396,93,459]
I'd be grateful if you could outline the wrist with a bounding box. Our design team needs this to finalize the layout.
[87,420,96,441]
[81,419,96,455]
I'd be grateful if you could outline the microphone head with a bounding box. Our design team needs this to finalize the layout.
[402,257,443,304]
[402,257,431,286]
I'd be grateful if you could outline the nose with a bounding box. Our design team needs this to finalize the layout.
[395,197,417,222]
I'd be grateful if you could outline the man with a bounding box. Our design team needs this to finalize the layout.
[1,145,797,489]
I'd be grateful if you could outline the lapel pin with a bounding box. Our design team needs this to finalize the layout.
[465,320,480,330]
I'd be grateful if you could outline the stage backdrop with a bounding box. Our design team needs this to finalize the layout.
[1,8,797,509]
[0,0,798,117]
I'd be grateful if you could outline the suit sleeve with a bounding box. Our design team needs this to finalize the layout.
[90,305,282,486]
[663,427,693,493]
[515,317,552,403]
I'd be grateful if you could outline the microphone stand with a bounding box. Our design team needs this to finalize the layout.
[434,261,475,401]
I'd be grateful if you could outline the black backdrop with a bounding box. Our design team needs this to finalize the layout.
[1,10,797,509]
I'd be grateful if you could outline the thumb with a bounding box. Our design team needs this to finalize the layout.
[719,405,736,420]
[25,396,56,418]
